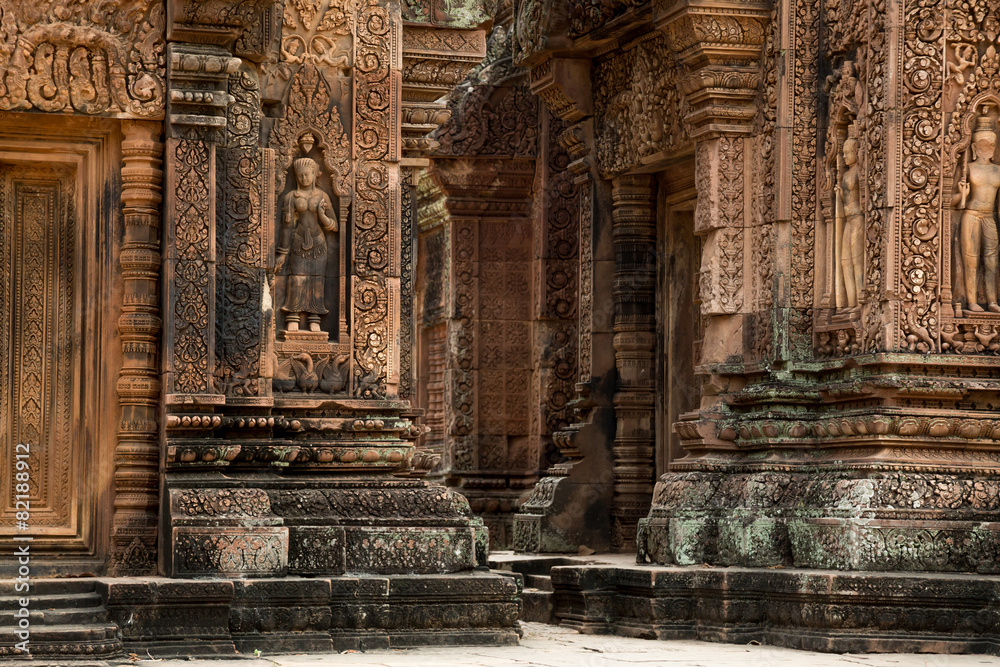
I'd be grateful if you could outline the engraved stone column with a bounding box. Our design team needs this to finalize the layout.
[217,62,273,406]
[610,175,657,550]
[652,0,766,366]
[163,44,238,407]
[110,121,164,576]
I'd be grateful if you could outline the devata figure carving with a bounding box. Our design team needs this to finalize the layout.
[835,130,864,307]
[957,109,1000,313]
[276,156,339,332]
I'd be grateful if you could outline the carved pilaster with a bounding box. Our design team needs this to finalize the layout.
[110,121,164,576]
[216,63,273,405]
[610,175,657,551]
[653,0,765,366]
[694,136,748,331]
[401,27,487,157]
[163,44,239,406]
[400,167,418,402]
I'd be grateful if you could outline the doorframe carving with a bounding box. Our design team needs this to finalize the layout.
[0,114,122,575]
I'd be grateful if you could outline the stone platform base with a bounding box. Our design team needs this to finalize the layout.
[95,571,520,657]
[547,562,1000,655]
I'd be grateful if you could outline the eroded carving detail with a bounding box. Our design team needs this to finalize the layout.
[0,0,165,117]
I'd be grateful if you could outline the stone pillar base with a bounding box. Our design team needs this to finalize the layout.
[99,572,520,657]
[552,563,1000,654]
[639,469,1000,572]
[164,475,488,577]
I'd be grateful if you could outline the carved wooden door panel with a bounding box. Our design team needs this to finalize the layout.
[0,162,102,573]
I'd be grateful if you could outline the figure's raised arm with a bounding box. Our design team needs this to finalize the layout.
[319,193,338,233]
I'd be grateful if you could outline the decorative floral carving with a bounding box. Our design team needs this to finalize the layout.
[217,65,268,400]
[434,85,539,157]
[170,138,213,395]
[593,33,692,177]
[568,0,642,38]
[352,0,394,398]
[0,0,165,117]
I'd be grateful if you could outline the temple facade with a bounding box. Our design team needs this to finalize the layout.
[4,0,1000,659]
[414,0,1000,654]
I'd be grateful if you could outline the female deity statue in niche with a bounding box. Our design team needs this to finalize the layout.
[275,156,339,332]
[835,130,864,308]
[957,108,1000,313]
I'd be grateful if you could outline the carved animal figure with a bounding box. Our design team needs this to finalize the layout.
[272,355,297,393]
[319,353,350,393]
[290,352,319,392]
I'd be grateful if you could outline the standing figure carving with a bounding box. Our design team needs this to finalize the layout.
[835,131,864,307]
[276,157,339,332]
[957,109,1000,313]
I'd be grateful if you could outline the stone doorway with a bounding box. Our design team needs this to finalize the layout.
[656,170,700,477]
[0,119,120,576]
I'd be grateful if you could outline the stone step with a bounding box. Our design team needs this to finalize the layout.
[520,588,554,624]
[0,579,97,597]
[0,623,118,642]
[524,574,553,591]
[0,622,121,659]
[0,592,103,611]
[0,606,109,626]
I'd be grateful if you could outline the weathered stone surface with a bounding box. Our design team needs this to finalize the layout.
[544,563,1000,655]
[99,573,519,657]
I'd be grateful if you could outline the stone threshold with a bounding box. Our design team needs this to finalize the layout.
[493,553,1000,656]
[4,571,522,659]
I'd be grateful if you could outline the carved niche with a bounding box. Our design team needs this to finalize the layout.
[265,0,357,396]
[0,0,165,116]
[938,2,1000,354]
[816,60,866,356]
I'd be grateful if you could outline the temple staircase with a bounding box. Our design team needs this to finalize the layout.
[0,579,121,663]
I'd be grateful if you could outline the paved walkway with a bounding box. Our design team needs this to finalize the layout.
[133,622,1000,667]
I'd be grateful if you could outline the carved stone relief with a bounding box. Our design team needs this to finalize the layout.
[592,33,692,177]
[264,0,355,394]
[0,0,166,117]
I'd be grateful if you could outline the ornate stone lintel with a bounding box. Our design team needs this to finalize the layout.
[528,58,592,123]
[653,0,771,139]
[167,0,280,60]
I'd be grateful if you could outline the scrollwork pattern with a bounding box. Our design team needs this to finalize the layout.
[217,65,267,399]
[171,139,213,394]
[0,0,165,117]
[898,0,943,352]
[353,0,394,398]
